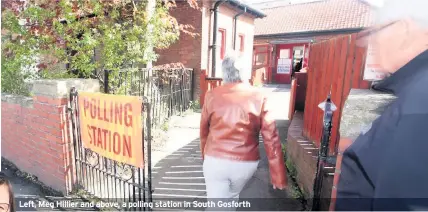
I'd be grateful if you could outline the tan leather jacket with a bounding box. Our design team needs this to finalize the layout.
[200,83,287,188]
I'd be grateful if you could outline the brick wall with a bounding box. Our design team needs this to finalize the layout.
[329,138,353,211]
[1,79,100,194]
[154,1,204,100]
[2,95,70,193]
[155,1,259,100]
[287,111,334,210]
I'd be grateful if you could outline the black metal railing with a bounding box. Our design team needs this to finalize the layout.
[104,68,194,129]
[69,88,153,211]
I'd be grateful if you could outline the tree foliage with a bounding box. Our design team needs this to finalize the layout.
[1,0,198,94]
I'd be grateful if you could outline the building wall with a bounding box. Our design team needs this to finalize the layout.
[207,4,256,80]
[155,2,259,100]
[154,1,204,100]
[200,4,211,73]
[155,2,258,99]
[254,33,354,45]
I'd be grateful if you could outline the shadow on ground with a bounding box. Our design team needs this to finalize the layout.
[150,127,303,211]
[2,160,100,211]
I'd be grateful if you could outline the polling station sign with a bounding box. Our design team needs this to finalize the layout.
[78,92,144,168]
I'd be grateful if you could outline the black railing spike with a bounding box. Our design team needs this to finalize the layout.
[312,90,335,211]
[69,68,193,210]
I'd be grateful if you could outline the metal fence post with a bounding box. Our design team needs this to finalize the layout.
[180,70,185,112]
[104,69,109,94]
[312,92,337,211]
[144,98,153,206]
[69,87,80,189]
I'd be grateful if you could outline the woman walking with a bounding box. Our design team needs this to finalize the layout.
[200,53,287,211]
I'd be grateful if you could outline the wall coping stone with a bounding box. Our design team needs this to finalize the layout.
[2,79,100,107]
[31,79,100,99]
[339,89,396,141]
[1,94,34,108]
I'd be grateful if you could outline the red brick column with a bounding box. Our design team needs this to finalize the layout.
[329,138,353,211]
[2,95,71,193]
[1,79,99,194]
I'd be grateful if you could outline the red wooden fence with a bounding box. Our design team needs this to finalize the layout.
[303,33,371,154]
[288,71,308,120]
[200,69,255,107]
[289,78,298,120]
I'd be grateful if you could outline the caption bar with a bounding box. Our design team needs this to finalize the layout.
[19,199,251,209]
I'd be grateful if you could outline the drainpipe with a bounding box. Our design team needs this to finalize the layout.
[211,0,226,77]
[233,7,246,50]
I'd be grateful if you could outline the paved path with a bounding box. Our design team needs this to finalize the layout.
[150,84,303,211]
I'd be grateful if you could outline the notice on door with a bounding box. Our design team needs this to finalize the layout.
[277,58,292,74]
[363,45,387,81]
[78,92,144,168]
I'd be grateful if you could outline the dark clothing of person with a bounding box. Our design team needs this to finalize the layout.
[294,60,302,73]
[291,59,303,79]
[335,50,428,211]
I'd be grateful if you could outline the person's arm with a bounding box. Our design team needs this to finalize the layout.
[260,96,287,189]
[199,92,211,160]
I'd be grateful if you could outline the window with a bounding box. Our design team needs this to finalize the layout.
[239,34,245,52]
[255,53,267,66]
[279,49,290,59]
[255,46,267,52]
[218,28,226,60]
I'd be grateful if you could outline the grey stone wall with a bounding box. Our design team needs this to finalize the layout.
[31,79,100,99]
[340,89,396,141]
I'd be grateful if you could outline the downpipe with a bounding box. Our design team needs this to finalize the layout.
[233,7,246,50]
[211,0,226,77]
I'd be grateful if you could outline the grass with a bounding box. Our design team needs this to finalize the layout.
[189,100,201,111]
[69,189,115,211]
[160,120,169,131]
[282,144,307,205]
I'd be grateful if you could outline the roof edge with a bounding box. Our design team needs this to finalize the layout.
[225,0,267,18]
[255,27,366,39]
[257,0,325,11]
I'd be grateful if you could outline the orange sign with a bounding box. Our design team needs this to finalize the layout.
[78,92,144,168]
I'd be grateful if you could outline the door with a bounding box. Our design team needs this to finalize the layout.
[252,45,271,86]
[275,47,293,84]
[292,46,305,75]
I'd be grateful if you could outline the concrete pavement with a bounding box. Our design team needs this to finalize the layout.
[150,84,303,211]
